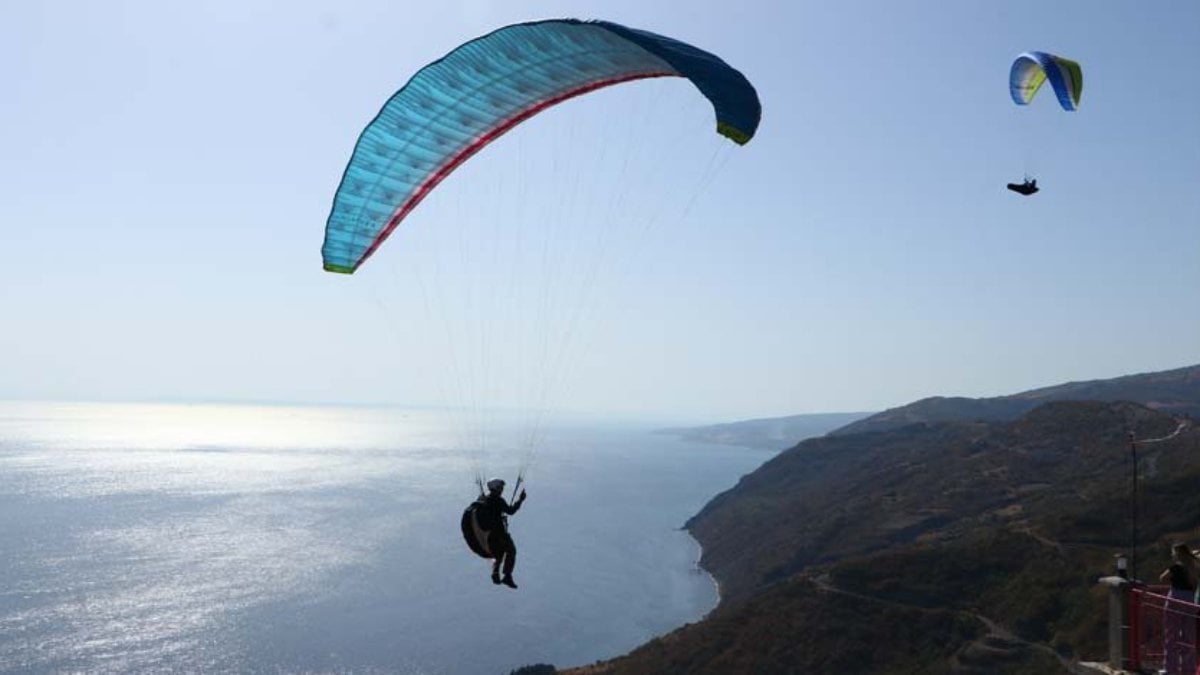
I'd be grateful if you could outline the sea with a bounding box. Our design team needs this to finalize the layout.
[0,401,773,674]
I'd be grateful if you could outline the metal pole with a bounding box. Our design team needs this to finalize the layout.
[1128,432,1138,581]
[1123,419,1191,581]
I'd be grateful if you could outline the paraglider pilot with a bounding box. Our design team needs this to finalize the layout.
[480,478,526,588]
[1007,177,1038,196]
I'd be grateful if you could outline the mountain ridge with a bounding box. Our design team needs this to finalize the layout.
[832,363,1200,436]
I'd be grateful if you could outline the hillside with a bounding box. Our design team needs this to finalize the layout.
[661,411,871,450]
[686,401,1190,605]
[567,402,1197,673]
[832,363,1200,437]
[558,365,1200,674]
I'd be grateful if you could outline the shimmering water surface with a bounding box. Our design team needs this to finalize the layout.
[0,402,770,674]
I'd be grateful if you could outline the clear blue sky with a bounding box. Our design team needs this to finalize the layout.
[2,1,1197,421]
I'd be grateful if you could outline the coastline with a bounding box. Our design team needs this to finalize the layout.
[689,527,724,615]
[554,526,724,675]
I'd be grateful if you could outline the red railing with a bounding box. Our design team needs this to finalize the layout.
[1129,585,1200,674]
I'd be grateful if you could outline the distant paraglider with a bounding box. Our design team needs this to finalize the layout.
[1007,51,1081,196]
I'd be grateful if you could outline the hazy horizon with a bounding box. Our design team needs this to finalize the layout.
[3,360,1192,426]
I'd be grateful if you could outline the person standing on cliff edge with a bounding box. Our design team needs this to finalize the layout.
[1158,542,1198,675]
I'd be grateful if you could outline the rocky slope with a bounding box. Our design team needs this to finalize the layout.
[558,364,1200,674]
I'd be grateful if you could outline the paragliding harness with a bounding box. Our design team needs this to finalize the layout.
[1006,176,1039,196]
[460,473,524,559]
